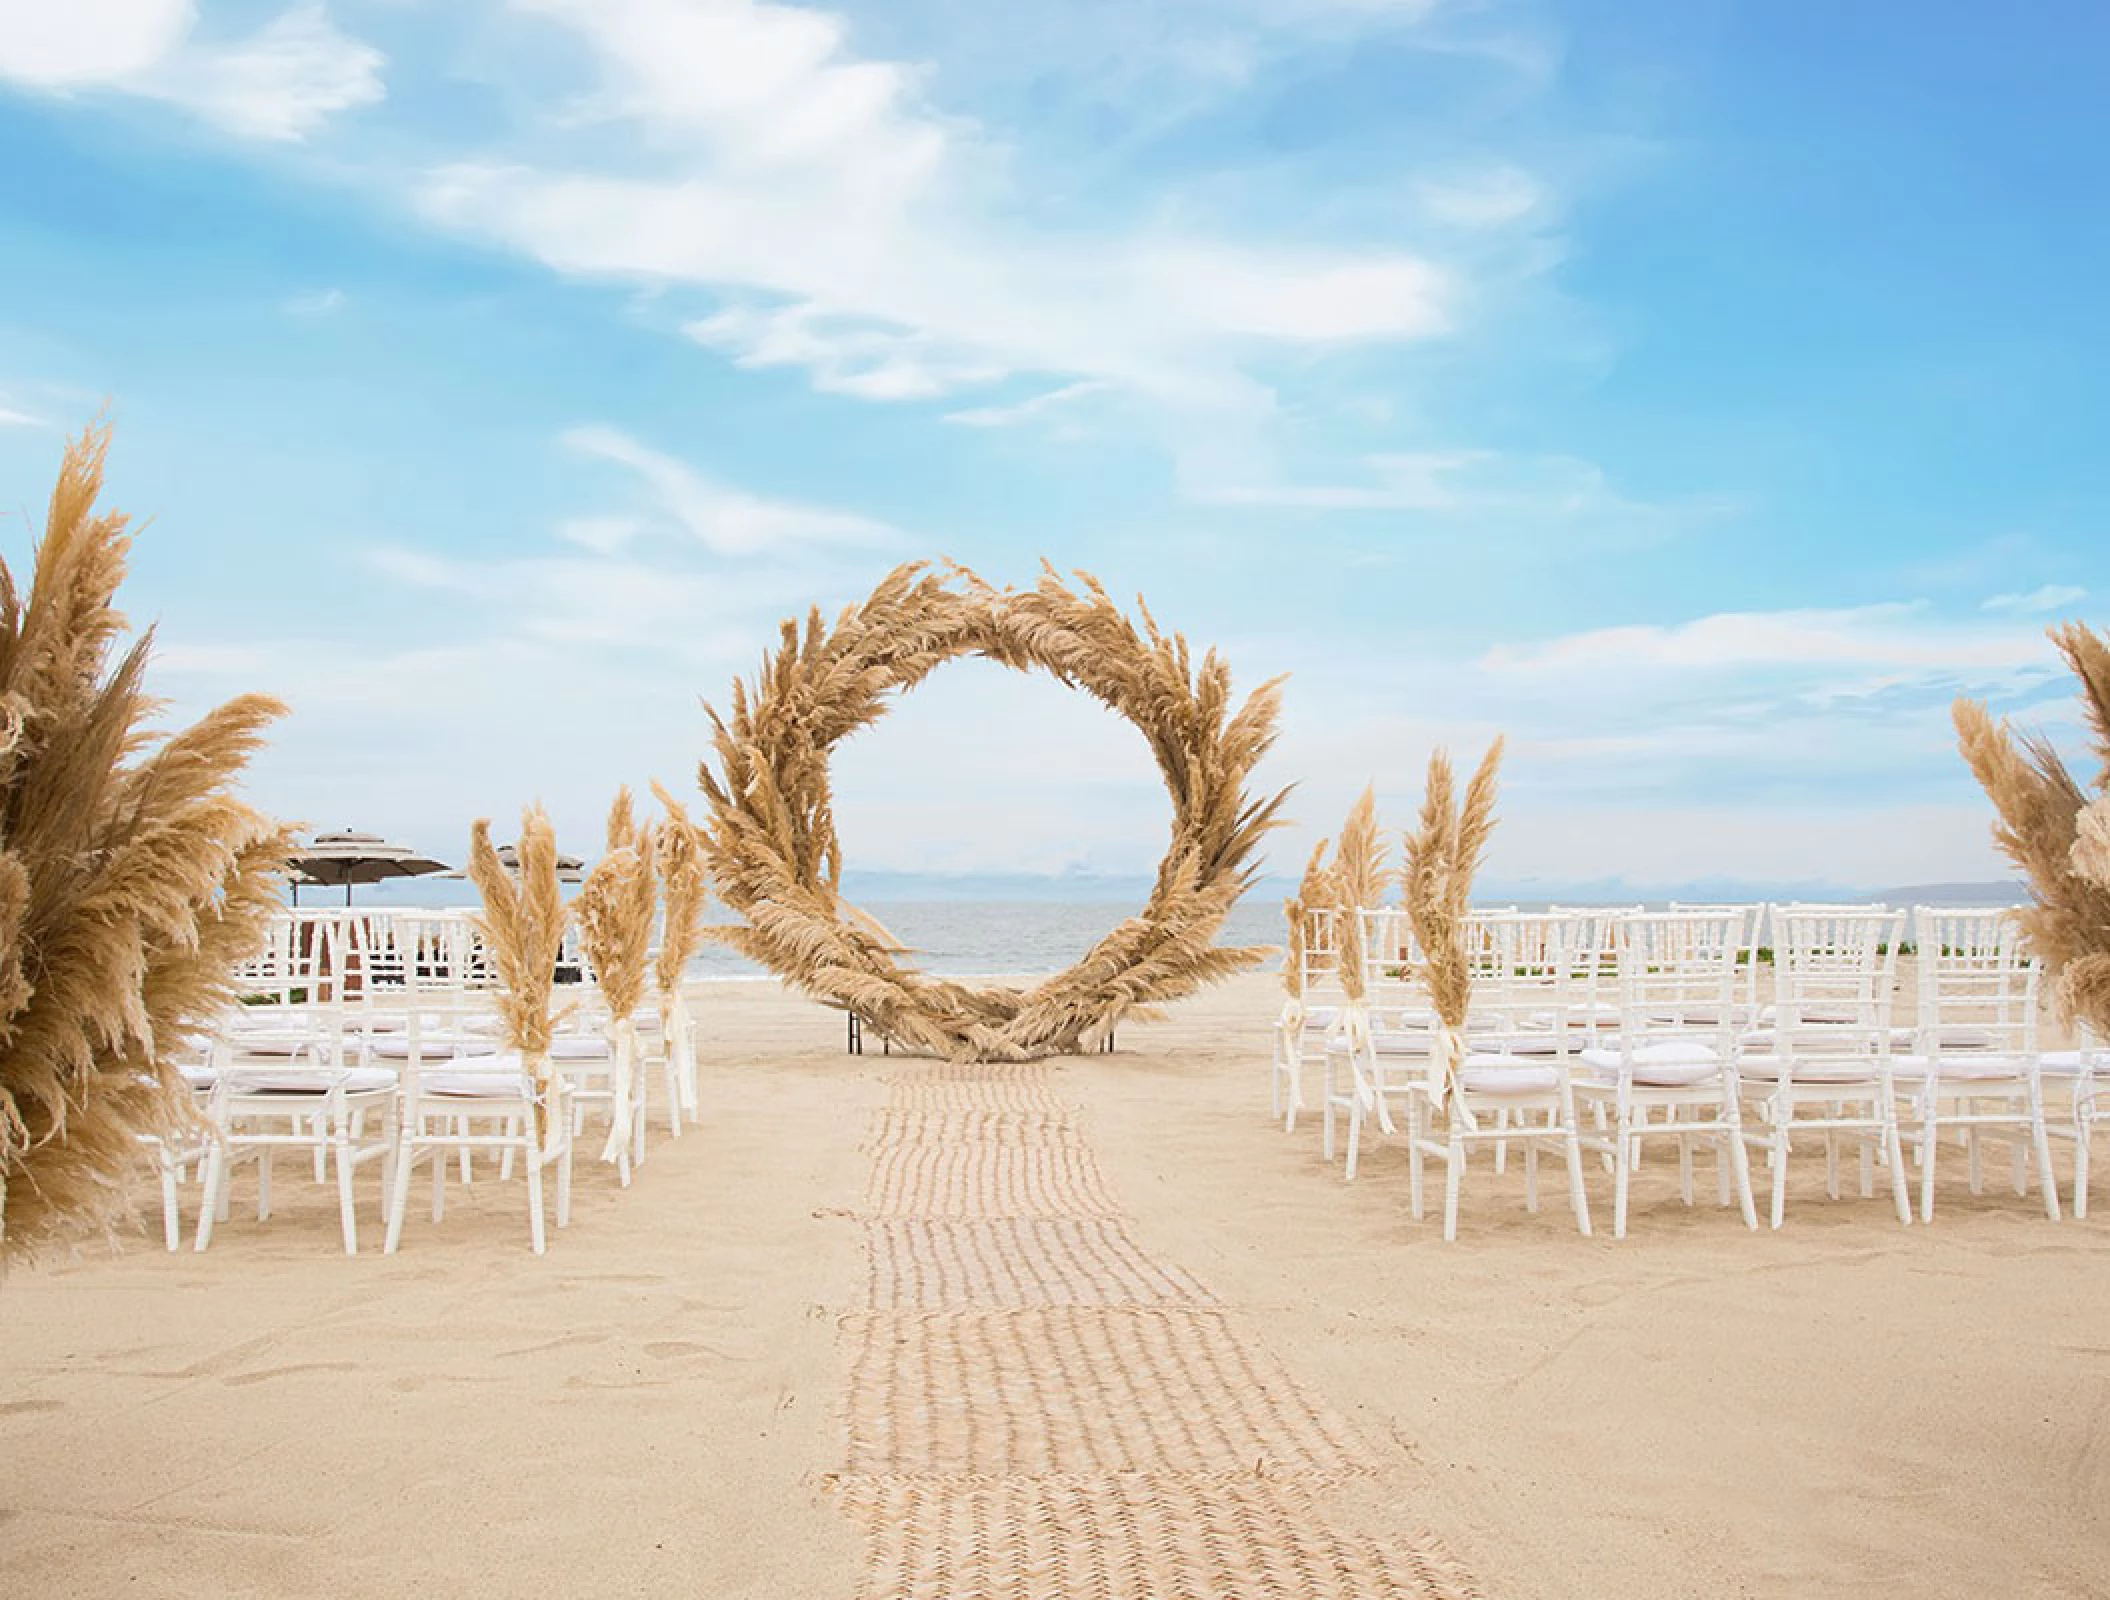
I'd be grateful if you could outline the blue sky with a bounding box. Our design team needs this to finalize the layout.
[1,0,2104,896]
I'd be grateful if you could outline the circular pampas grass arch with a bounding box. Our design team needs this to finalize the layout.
[698,562,1289,1061]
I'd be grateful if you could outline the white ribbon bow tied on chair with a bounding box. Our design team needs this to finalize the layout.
[666,996,699,1118]
[1276,996,1306,1115]
[1427,1024,1478,1133]
[1330,1003,1392,1135]
[601,1017,637,1165]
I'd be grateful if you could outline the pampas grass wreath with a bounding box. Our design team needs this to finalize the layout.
[698,561,1288,1061]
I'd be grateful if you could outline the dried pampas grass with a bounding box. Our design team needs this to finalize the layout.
[466,807,569,1125]
[651,780,708,1001]
[1332,785,1387,911]
[578,788,655,1024]
[1956,623,2110,1035]
[698,561,1287,1060]
[1404,739,1505,1036]
[0,423,290,1265]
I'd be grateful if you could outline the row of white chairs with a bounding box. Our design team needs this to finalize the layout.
[1274,905,2108,1240]
[157,911,696,1255]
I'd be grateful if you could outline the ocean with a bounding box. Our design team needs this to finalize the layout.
[692,898,1291,980]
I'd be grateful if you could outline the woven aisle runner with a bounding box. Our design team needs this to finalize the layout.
[827,1062,1480,1599]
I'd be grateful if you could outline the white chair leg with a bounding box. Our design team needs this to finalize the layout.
[1443,1126,1465,1242]
[1883,1103,1912,1226]
[1562,1106,1593,1238]
[159,1150,183,1252]
[2029,1078,2061,1223]
[1769,1113,1789,1231]
[333,1124,360,1255]
[1321,1052,1337,1163]
[526,1146,547,1256]
[556,1132,574,1230]
[1612,1110,1633,1240]
[1406,1093,1425,1221]
[384,1129,416,1254]
[193,1139,226,1252]
[2076,1112,2092,1220]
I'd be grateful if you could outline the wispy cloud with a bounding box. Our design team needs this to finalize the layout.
[1982,583,2086,615]
[415,0,1459,414]
[1417,165,1544,229]
[0,2,384,141]
[686,302,1006,401]
[283,286,346,316]
[560,424,895,554]
[1480,602,2050,678]
[944,380,1111,430]
[1196,450,1730,546]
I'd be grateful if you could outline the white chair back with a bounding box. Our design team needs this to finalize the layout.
[1912,906,2038,1055]
[1608,908,1749,1059]
[1771,906,1902,1062]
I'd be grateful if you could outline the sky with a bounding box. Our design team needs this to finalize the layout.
[1,0,2105,898]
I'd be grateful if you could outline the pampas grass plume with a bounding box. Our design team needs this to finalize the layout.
[0,423,291,1265]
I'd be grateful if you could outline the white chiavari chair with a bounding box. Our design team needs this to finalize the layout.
[1892,907,2060,1222]
[1575,909,1759,1238]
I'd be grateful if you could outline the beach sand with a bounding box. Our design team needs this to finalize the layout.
[4,972,2107,1598]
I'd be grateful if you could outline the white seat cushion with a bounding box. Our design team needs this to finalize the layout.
[1581,1040,1727,1086]
[419,1069,530,1099]
[224,1033,314,1057]
[224,1065,398,1095]
[548,1037,613,1061]
[1738,1053,1881,1085]
[1890,1052,2035,1082]
[1468,1031,1564,1057]
[368,1036,499,1061]
[1459,1058,1562,1094]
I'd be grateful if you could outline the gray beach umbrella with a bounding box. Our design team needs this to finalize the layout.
[496,842,588,884]
[289,830,452,906]
[441,843,588,884]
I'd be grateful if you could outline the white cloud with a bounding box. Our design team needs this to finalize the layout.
[944,380,1111,429]
[1417,165,1544,229]
[1197,451,1723,544]
[0,1,382,141]
[283,286,346,315]
[686,302,1006,401]
[556,515,647,555]
[0,0,193,83]
[1982,584,2086,615]
[417,0,1455,412]
[561,424,895,554]
[1481,603,2050,677]
[0,402,47,429]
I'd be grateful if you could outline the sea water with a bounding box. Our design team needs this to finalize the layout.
[691,898,1291,980]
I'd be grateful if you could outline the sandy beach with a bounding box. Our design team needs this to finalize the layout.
[4,972,2107,1599]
